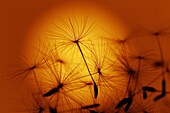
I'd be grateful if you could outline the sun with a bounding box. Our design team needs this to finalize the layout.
[15,0,129,112]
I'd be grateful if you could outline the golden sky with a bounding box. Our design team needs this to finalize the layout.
[1,0,170,113]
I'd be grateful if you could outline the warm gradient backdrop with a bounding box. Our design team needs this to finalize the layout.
[1,0,170,113]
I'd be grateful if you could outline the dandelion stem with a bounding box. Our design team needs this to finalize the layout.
[75,41,95,82]
[74,40,98,99]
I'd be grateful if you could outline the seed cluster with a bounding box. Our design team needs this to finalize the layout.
[11,11,170,113]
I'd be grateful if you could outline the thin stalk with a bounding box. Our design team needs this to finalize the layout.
[75,40,98,99]
[76,41,95,82]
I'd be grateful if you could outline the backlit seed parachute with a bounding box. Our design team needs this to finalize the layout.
[45,12,96,63]
[45,12,101,99]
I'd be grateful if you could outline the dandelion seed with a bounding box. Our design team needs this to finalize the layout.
[39,63,97,112]
[82,103,100,109]
[124,96,133,112]
[46,12,99,99]
[115,98,129,109]
[143,90,147,99]
[43,83,63,97]
[154,79,166,101]
[142,86,157,92]
[49,107,57,113]
[38,107,44,113]
[8,38,56,91]
[74,39,98,99]
[127,94,157,112]
[154,94,164,102]
[94,83,98,99]
[46,12,96,63]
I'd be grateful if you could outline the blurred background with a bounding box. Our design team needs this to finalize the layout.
[1,0,170,112]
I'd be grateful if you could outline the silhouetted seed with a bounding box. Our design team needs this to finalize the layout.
[143,91,147,100]
[124,96,133,112]
[142,86,157,92]
[49,107,57,113]
[153,79,166,102]
[89,110,98,113]
[39,107,44,113]
[43,88,59,97]
[82,104,100,109]
[153,61,164,68]
[115,98,129,109]
[154,94,164,101]
[162,79,166,96]
[94,83,98,99]
[43,83,63,97]
[75,39,97,99]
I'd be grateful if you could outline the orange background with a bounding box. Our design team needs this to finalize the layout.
[1,0,170,112]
